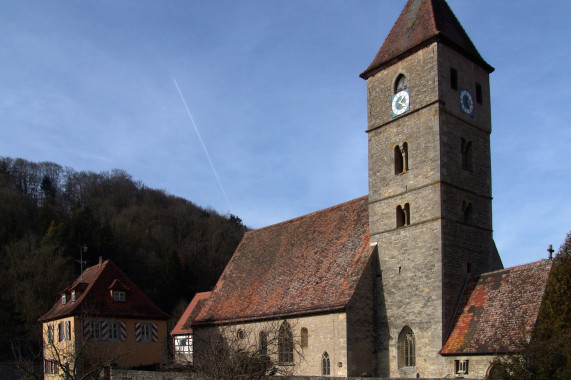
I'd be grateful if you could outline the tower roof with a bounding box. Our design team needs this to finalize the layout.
[360,0,493,79]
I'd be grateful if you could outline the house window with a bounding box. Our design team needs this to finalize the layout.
[90,321,102,340]
[398,326,415,368]
[395,74,408,93]
[394,143,408,174]
[109,322,121,341]
[113,291,126,302]
[47,325,54,344]
[300,327,308,348]
[461,138,473,172]
[175,334,193,354]
[141,323,152,342]
[44,360,59,375]
[278,321,294,364]
[61,294,67,305]
[450,67,458,90]
[71,291,76,302]
[58,321,71,342]
[259,331,268,356]
[455,359,469,374]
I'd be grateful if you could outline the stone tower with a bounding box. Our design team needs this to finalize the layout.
[360,0,503,377]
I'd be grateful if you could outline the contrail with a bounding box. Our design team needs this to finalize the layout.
[173,78,233,213]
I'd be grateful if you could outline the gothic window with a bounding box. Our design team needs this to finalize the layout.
[322,351,331,375]
[462,200,472,223]
[259,331,268,356]
[398,326,415,368]
[395,74,408,93]
[278,321,294,364]
[394,143,409,174]
[300,327,308,347]
[461,138,473,172]
[396,203,410,227]
[450,67,458,90]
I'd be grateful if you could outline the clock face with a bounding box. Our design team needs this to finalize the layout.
[392,89,410,117]
[460,89,474,116]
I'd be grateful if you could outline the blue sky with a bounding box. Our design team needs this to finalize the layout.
[1,1,569,268]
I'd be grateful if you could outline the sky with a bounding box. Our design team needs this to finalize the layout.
[1,1,570,268]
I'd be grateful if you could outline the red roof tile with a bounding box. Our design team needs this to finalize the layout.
[193,196,372,325]
[441,260,552,355]
[360,0,493,79]
[171,291,211,335]
[38,260,169,322]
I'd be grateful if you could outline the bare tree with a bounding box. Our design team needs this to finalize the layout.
[191,320,304,380]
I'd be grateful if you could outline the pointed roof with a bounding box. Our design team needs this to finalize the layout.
[441,260,552,355]
[171,291,211,336]
[192,196,373,325]
[360,0,493,79]
[38,259,169,322]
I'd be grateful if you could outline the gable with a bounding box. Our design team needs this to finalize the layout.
[193,196,372,325]
[441,260,552,355]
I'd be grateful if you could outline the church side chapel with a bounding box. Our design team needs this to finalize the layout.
[177,0,552,378]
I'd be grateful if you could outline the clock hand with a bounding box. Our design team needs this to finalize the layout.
[399,97,407,107]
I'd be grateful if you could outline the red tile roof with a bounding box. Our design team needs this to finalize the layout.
[171,291,211,335]
[360,0,493,79]
[192,196,373,325]
[38,260,169,322]
[441,259,552,355]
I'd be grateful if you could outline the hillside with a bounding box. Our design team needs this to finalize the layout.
[0,157,247,341]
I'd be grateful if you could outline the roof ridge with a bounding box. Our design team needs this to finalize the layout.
[477,258,551,277]
[247,195,368,235]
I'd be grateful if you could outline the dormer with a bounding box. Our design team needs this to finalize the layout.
[70,282,88,302]
[109,279,130,302]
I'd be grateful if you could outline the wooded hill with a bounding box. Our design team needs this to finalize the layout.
[0,157,248,341]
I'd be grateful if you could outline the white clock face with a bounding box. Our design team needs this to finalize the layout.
[392,90,410,116]
[460,89,474,115]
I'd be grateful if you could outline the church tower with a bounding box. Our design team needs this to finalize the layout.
[361,0,503,377]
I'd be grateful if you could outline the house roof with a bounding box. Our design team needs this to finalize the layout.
[441,259,552,355]
[171,291,211,335]
[192,196,373,325]
[360,0,493,79]
[38,259,169,323]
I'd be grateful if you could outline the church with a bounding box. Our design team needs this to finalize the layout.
[179,0,552,378]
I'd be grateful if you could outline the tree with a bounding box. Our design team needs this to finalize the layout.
[487,232,571,380]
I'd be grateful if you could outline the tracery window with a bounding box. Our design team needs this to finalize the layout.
[259,331,268,356]
[322,351,331,375]
[398,326,415,368]
[278,321,294,364]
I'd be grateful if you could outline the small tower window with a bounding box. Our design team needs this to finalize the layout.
[396,203,410,227]
[394,143,409,174]
[461,138,473,172]
[475,83,483,104]
[450,67,458,90]
[322,352,331,375]
[237,329,245,340]
[462,200,473,223]
[395,74,408,93]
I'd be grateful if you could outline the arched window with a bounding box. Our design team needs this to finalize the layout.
[300,327,308,348]
[322,351,331,375]
[278,321,293,364]
[462,200,472,223]
[398,326,415,368]
[259,331,268,356]
[461,138,473,172]
[395,74,408,93]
